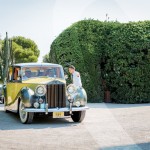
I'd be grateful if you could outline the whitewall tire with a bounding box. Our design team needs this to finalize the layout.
[19,101,34,124]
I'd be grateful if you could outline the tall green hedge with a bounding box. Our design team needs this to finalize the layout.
[49,20,150,103]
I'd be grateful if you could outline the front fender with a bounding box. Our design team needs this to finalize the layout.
[67,84,87,107]
[72,87,87,106]
[20,87,36,108]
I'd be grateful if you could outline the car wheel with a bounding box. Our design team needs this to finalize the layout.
[71,111,86,122]
[5,109,9,113]
[19,101,34,124]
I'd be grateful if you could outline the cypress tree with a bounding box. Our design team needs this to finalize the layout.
[2,32,10,82]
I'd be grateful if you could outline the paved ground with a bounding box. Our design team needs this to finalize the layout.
[0,103,150,150]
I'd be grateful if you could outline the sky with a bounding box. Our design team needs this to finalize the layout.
[0,0,150,62]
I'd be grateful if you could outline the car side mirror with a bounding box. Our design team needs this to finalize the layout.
[64,75,68,79]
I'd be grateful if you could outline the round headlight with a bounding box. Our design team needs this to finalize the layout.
[67,84,76,94]
[35,85,46,96]
[34,102,40,108]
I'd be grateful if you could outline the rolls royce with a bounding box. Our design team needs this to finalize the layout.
[3,63,88,124]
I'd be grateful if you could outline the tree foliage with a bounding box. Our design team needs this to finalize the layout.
[0,33,10,81]
[11,36,40,63]
[1,36,40,64]
[49,20,150,103]
[0,35,40,82]
[43,54,50,63]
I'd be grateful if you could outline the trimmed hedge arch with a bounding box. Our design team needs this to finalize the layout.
[49,20,150,103]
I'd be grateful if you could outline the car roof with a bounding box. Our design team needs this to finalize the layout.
[12,63,62,68]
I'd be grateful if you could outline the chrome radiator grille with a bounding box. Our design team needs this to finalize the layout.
[46,84,66,108]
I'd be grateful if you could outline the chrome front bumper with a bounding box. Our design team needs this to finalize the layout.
[24,106,89,113]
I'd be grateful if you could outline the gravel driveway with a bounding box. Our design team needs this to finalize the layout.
[0,103,150,150]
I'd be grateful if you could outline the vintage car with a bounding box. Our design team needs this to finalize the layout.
[3,63,88,124]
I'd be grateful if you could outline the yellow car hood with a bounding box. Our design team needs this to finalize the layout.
[22,77,66,84]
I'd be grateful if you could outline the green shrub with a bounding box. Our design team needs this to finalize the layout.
[49,20,150,103]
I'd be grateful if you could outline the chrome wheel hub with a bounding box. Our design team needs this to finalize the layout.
[19,101,28,123]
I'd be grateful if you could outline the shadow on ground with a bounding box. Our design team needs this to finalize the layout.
[101,142,150,150]
[0,104,79,131]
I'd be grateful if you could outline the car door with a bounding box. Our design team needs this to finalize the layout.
[5,66,21,112]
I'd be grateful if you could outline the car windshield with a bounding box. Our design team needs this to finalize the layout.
[22,66,64,80]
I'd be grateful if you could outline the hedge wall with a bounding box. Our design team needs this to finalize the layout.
[49,20,150,103]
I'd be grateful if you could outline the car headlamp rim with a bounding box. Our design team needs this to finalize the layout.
[75,101,80,107]
[67,84,77,94]
[35,85,46,96]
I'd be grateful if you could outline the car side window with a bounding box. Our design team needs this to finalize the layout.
[12,67,21,82]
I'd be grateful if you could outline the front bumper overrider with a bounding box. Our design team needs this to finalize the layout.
[23,106,89,113]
